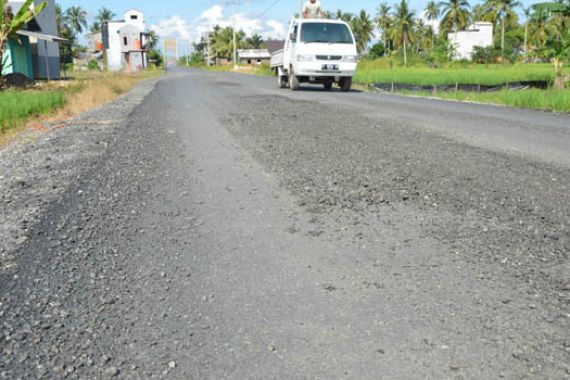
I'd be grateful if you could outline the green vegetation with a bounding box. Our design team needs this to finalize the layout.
[0,91,65,132]
[354,61,567,85]
[398,88,570,112]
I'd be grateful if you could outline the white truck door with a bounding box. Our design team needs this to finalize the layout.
[285,23,298,73]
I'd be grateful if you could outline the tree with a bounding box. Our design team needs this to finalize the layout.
[485,0,521,55]
[64,6,87,36]
[393,0,415,65]
[1,0,47,83]
[425,1,440,47]
[377,3,392,53]
[351,10,374,54]
[211,26,245,60]
[147,30,159,50]
[246,33,263,49]
[439,0,471,39]
[95,7,115,26]
[90,22,101,34]
[425,1,440,21]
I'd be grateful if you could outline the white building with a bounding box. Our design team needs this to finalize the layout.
[448,22,493,60]
[103,10,148,72]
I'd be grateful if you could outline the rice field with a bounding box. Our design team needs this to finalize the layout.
[397,88,570,113]
[354,61,566,86]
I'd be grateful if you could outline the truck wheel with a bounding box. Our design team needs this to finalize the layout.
[277,74,288,89]
[339,77,352,92]
[289,69,300,91]
[323,82,333,91]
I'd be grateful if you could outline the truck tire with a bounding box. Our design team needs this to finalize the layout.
[339,77,352,92]
[289,69,300,91]
[277,74,288,89]
[323,82,333,91]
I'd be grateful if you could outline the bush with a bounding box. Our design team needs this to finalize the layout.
[367,42,385,60]
[87,60,100,71]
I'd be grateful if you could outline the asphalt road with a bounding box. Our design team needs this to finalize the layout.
[1,68,569,379]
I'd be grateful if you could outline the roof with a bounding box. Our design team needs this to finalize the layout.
[267,40,285,54]
[237,49,271,59]
[16,30,68,43]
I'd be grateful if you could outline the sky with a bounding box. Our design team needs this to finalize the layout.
[57,0,540,48]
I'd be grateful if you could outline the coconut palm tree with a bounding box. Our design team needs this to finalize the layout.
[90,22,101,34]
[377,3,392,53]
[425,1,440,47]
[147,30,159,50]
[439,0,471,39]
[95,7,115,26]
[393,0,415,65]
[486,0,521,55]
[425,1,440,21]
[351,10,374,54]
[246,33,263,49]
[65,6,87,36]
[333,10,354,22]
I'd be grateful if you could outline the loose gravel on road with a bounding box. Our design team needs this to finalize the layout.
[1,70,569,379]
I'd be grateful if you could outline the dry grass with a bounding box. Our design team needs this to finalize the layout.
[0,70,160,146]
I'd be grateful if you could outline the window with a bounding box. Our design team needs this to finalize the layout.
[130,15,138,20]
[123,37,128,45]
[300,23,354,44]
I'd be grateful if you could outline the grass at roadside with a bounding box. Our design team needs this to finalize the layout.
[0,69,161,145]
[354,61,565,86]
[197,63,273,77]
[394,88,570,113]
[0,91,66,133]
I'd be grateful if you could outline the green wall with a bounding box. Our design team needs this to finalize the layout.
[2,37,34,79]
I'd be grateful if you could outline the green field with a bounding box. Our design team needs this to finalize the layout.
[0,91,65,133]
[355,61,566,86]
[397,88,570,113]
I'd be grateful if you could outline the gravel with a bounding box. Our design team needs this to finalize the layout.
[1,69,569,378]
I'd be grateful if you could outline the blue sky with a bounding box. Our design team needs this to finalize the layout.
[57,0,539,44]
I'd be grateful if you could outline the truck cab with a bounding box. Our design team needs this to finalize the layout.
[270,18,358,91]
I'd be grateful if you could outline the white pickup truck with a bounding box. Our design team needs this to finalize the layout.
[270,18,358,92]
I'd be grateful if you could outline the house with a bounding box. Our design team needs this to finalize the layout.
[102,10,149,73]
[2,0,65,80]
[267,40,285,55]
[237,49,271,65]
[85,31,104,68]
[448,22,493,60]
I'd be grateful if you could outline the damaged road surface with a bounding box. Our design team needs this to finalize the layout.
[1,69,569,379]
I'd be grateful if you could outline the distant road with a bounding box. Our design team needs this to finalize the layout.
[1,68,569,379]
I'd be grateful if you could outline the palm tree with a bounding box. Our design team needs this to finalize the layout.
[377,3,392,52]
[523,6,530,58]
[393,0,415,65]
[246,33,263,48]
[472,4,486,21]
[425,1,440,21]
[65,6,87,36]
[95,7,115,26]
[425,1,440,47]
[147,30,159,50]
[334,10,354,22]
[439,0,471,40]
[351,10,374,54]
[486,0,521,55]
[90,22,101,34]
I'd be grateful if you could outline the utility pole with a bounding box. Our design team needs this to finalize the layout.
[186,40,189,66]
[232,1,237,68]
[299,0,303,17]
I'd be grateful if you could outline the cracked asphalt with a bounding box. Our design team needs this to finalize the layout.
[1,68,569,379]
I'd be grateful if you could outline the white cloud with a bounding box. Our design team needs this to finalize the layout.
[150,4,287,46]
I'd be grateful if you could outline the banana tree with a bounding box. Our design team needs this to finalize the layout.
[1,0,47,84]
